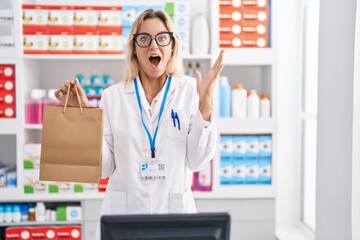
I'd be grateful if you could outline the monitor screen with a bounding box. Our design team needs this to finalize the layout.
[101,212,230,240]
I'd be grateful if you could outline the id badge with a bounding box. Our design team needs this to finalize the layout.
[140,161,167,180]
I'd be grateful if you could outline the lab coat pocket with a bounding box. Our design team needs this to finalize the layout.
[104,190,127,215]
[169,192,185,213]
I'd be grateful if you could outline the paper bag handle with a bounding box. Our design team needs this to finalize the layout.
[63,79,84,114]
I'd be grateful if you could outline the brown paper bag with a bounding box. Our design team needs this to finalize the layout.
[39,83,103,183]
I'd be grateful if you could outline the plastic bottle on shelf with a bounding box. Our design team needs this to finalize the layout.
[260,92,271,118]
[219,76,231,117]
[102,73,112,89]
[232,83,247,119]
[191,14,209,55]
[247,89,260,119]
[25,89,46,124]
[35,202,46,222]
[28,207,35,221]
[75,73,84,85]
[4,204,12,223]
[20,204,29,221]
[12,204,21,223]
[194,62,201,76]
[185,62,193,77]
[0,204,4,222]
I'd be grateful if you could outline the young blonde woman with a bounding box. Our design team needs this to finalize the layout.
[55,9,224,239]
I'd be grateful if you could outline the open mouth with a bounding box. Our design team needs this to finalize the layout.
[149,56,161,67]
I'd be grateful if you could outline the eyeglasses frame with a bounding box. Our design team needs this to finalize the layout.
[133,31,174,48]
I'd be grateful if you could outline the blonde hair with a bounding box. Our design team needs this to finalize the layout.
[123,9,185,82]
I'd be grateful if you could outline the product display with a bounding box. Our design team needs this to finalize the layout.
[1,1,277,238]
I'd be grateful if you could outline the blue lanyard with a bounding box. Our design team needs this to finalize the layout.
[134,75,172,158]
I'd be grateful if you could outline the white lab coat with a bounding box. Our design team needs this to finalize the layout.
[95,75,217,239]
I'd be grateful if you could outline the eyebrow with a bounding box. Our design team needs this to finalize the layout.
[136,31,169,36]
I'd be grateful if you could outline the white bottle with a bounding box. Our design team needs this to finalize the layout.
[260,92,271,118]
[191,14,209,55]
[247,89,260,119]
[35,202,46,222]
[232,83,247,119]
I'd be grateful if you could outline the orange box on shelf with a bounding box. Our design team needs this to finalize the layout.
[31,227,57,240]
[22,4,48,33]
[0,65,15,80]
[242,0,269,9]
[5,227,33,240]
[242,32,268,47]
[242,8,269,22]
[47,5,74,33]
[219,32,242,48]
[219,0,242,14]
[57,226,81,240]
[241,20,268,36]
[219,19,242,34]
[23,31,49,54]
[73,6,99,32]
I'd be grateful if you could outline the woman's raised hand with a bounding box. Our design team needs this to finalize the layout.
[196,50,224,120]
[54,79,90,107]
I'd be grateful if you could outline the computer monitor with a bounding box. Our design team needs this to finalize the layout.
[101,212,230,240]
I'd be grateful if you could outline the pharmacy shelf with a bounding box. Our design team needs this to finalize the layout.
[0,220,81,227]
[193,185,275,199]
[216,118,277,135]
[0,192,105,202]
[222,48,275,65]
[24,124,42,130]
[22,54,212,60]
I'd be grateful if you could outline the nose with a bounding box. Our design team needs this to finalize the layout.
[149,37,159,50]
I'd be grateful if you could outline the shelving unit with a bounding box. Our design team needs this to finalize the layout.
[1,0,277,239]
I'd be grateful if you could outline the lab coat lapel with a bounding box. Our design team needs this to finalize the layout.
[125,77,151,120]
[150,75,177,123]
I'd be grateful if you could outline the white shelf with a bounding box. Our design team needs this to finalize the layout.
[22,54,212,60]
[222,48,275,65]
[0,192,105,202]
[193,185,275,199]
[0,220,81,227]
[24,124,42,130]
[216,118,276,134]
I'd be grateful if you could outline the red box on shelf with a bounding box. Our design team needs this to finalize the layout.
[23,30,49,54]
[31,227,57,240]
[22,4,48,34]
[57,226,81,240]
[47,5,74,34]
[0,65,15,80]
[98,177,109,192]
[5,227,33,240]
[0,64,16,119]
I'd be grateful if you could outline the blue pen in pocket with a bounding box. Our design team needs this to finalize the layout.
[174,112,180,130]
[171,109,176,127]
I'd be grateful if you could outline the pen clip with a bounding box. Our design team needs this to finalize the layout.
[171,109,176,127]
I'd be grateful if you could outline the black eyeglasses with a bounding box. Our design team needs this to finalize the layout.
[133,31,173,48]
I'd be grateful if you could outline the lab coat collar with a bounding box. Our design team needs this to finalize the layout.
[125,75,178,122]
